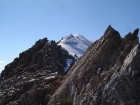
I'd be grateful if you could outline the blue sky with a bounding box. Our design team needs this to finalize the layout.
[0,0,140,73]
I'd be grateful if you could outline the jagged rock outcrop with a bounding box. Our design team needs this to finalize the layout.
[1,26,139,105]
[0,38,75,105]
[48,25,140,105]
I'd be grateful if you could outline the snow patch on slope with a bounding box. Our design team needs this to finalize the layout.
[64,59,73,72]
[58,34,92,58]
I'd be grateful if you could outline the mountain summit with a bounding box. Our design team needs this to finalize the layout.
[58,34,92,58]
[48,26,140,105]
[0,26,140,105]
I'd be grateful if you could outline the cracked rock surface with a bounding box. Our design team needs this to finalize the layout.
[48,26,140,105]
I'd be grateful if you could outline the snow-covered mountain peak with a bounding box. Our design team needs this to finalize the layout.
[73,34,85,38]
[66,34,74,39]
[58,34,92,58]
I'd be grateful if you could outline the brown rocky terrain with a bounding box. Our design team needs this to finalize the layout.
[0,38,75,105]
[48,25,140,105]
[1,25,140,105]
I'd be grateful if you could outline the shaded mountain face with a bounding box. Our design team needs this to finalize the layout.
[58,34,92,58]
[0,38,75,105]
[48,26,140,105]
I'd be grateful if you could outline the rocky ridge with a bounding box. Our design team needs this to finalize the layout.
[48,25,140,105]
[0,25,140,105]
[0,38,75,105]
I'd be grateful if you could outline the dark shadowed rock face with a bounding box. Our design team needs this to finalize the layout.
[48,26,140,105]
[0,38,75,105]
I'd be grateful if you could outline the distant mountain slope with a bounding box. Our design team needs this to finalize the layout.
[58,34,92,58]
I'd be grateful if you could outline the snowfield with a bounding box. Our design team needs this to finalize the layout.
[58,34,92,58]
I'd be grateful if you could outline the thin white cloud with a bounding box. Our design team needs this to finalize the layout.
[0,61,5,63]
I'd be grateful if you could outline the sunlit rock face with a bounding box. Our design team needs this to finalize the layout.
[48,26,140,105]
